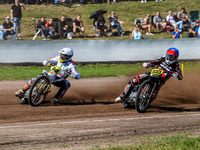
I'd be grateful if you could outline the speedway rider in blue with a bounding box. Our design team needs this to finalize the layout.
[15,47,81,104]
[115,47,183,104]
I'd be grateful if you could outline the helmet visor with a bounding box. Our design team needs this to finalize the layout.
[166,54,176,61]
[60,54,72,61]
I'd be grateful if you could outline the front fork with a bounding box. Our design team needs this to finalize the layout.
[148,82,157,102]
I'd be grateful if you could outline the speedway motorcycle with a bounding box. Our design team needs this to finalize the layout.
[122,65,175,113]
[19,70,51,106]
[20,66,71,106]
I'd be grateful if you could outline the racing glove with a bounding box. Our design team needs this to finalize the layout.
[70,74,77,79]
[51,66,60,75]
[143,62,149,68]
[43,60,50,66]
[172,72,179,78]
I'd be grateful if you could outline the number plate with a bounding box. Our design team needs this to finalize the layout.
[150,69,163,77]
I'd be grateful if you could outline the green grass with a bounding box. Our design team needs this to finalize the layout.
[0,62,199,80]
[0,63,142,80]
[89,133,200,150]
[0,0,199,40]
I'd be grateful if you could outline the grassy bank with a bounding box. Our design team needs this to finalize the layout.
[89,133,200,150]
[0,63,142,80]
[0,0,199,40]
[0,62,199,80]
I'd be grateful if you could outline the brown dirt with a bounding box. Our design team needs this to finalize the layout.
[0,73,200,149]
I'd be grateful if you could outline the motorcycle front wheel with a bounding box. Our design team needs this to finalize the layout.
[28,76,50,106]
[135,80,153,113]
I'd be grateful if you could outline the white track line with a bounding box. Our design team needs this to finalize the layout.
[0,113,200,129]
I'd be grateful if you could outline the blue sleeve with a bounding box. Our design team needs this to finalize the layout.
[195,27,199,32]
[172,31,175,35]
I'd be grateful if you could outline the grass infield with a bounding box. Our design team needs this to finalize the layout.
[88,133,200,150]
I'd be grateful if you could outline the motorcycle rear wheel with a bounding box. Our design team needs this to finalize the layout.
[135,80,153,113]
[28,76,50,106]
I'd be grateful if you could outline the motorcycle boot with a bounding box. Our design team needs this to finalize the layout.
[115,96,124,102]
[51,97,60,104]
[15,89,24,97]
[19,98,28,104]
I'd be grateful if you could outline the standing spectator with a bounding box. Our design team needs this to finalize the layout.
[107,0,116,4]
[10,0,25,40]
[142,14,154,35]
[45,18,54,39]
[177,8,190,29]
[195,21,200,38]
[131,24,142,40]
[73,15,86,37]
[109,11,125,36]
[94,14,107,37]
[1,17,14,40]
[172,26,182,39]
[187,27,194,38]
[166,11,183,31]
[193,20,199,31]
[153,11,166,33]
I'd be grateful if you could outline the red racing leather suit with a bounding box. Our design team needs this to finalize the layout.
[120,57,183,99]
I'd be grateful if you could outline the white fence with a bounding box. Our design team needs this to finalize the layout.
[0,38,200,64]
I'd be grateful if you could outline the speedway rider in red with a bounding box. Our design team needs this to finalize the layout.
[15,47,80,104]
[115,47,183,103]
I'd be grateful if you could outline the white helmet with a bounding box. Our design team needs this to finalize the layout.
[59,47,73,62]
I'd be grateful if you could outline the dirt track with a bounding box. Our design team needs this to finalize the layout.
[0,73,200,149]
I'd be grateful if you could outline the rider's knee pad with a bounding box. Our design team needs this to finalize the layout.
[129,76,140,86]
[65,80,71,89]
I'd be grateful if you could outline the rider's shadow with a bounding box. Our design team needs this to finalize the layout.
[42,98,115,106]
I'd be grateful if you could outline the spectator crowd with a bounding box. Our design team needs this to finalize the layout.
[0,0,200,40]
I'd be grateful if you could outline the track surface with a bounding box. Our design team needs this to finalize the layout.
[0,73,200,149]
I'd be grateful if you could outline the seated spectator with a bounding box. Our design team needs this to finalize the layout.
[177,8,190,29]
[94,14,107,37]
[131,24,142,39]
[73,15,86,37]
[37,16,47,29]
[45,18,54,39]
[37,16,48,38]
[141,0,147,3]
[109,11,125,36]
[193,20,199,31]
[141,0,163,3]
[1,17,14,40]
[153,11,166,33]
[56,15,67,38]
[62,24,72,39]
[166,11,183,31]
[187,27,194,38]
[195,21,200,38]
[142,14,154,35]
[107,0,116,4]
[55,0,72,8]
[172,26,182,39]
